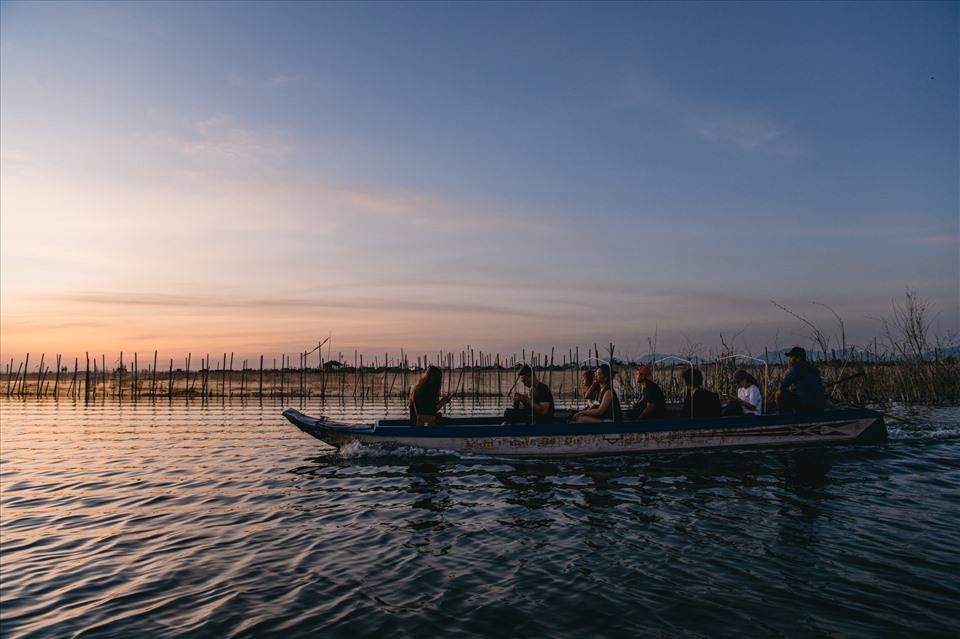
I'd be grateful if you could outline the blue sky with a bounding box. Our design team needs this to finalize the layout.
[1,1,957,365]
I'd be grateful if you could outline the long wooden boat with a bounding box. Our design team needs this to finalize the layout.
[282,407,887,457]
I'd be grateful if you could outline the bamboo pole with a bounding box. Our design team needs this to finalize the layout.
[319,342,326,398]
[36,354,45,399]
[22,353,29,397]
[70,357,78,398]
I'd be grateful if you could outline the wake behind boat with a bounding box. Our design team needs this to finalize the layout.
[282,407,887,457]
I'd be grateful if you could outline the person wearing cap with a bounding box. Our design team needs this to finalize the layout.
[776,347,826,413]
[626,364,666,420]
[574,363,621,422]
[679,368,722,418]
[505,364,555,424]
[723,370,762,416]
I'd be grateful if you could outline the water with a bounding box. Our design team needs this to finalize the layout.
[2,398,959,638]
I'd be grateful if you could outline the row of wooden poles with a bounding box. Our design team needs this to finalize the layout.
[2,345,628,401]
[7,345,952,404]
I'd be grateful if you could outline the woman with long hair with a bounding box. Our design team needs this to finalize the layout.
[409,365,449,425]
[573,364,621,423]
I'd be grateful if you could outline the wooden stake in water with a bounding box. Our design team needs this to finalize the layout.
[36,354,45,399]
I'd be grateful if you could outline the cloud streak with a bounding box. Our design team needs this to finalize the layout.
[139,111,292,163]
[691,113,801,155]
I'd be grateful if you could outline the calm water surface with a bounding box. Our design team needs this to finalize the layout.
[2,398,959,638]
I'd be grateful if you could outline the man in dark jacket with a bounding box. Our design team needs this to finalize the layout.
[776,347,826,412]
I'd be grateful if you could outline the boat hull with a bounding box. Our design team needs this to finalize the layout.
[282,408,887,457]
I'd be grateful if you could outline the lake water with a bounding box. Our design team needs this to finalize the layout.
[2,398,959,638]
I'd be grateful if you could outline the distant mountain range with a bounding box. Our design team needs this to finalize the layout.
[624,345,960,366]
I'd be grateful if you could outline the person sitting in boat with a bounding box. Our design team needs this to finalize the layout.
[776,347,826,413]
[504,364,555,424]
[582,369,600,408]
[723,370,763,416]
[679,368,722,418]
[573,364,621,422]
[625,365,666,420]
[409,365,450,426]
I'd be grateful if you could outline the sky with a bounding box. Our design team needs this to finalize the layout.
[1,1,958,368]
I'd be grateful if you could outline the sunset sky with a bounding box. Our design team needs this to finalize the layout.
[2,1,958,369]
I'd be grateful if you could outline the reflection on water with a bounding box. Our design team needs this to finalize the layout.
[1,398,959,639]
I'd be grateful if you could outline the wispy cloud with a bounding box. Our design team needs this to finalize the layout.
[916,234,960,247]
[691,113,801,156]
[269,74,303,87]
[139,110,291,163]
[44,291,555,321]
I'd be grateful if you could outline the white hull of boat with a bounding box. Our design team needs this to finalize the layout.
[282,408,887,457]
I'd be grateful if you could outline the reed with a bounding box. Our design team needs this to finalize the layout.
[2,344,957,405]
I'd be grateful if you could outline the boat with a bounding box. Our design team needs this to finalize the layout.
[282,406,887,457]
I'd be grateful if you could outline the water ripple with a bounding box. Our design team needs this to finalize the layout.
[2,399,959,638]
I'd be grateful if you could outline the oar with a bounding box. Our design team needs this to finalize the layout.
[439,365,466,408]
[830,400,920,426]
[824,372,866,389]
[503,371,521,401]
[824,372,920,426]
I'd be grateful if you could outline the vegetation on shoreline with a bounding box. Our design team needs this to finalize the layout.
[3,355,957,407]
[3,290,957,406]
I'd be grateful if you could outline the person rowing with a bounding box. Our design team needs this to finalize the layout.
[504,364,555,424]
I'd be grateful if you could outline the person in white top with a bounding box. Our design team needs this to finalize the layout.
[724,370,763,416]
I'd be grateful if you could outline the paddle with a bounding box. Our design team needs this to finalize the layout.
[824,371,866,389]
[504,371,521,400]
[829,400,920,426]
[824,372,920,426]
[439,365,465,409]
